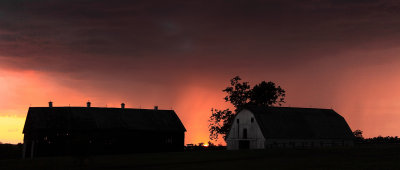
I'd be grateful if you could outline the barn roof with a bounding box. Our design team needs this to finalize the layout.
[244,106,354,140]
[23,107,186,133]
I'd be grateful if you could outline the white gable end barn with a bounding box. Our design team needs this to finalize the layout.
[227,106,354,150]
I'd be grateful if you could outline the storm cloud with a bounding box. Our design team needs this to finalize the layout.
[1,0,400,76]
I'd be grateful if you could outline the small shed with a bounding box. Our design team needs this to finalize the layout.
[22,103,186,158]
[226,106,354,150]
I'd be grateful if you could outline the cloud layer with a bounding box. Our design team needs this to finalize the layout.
[1,0,400,75]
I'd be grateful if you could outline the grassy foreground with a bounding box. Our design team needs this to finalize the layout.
[1,145,399,170]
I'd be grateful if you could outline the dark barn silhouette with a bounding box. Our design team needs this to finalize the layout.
[22,102,186,158]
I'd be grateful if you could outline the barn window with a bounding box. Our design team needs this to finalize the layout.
[243,128,247,139]
[236,119,239,124]
[251,117,254,123]
[166,136,173,144]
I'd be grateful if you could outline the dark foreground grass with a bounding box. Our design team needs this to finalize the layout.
[1,145,399,170]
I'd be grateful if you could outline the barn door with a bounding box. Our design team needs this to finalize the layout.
[239,140,250,149]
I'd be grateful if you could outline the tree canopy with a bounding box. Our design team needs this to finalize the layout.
[208,76,286,141]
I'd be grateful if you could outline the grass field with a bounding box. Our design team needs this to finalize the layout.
[1,145,399,170]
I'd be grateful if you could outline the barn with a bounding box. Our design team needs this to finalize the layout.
[22,102,186,158]
[226,106,354,150]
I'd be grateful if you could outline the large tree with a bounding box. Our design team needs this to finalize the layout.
[208,76,285,141]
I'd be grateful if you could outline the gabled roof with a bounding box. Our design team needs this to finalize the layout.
[244,106,354,140]
[23,107,186,133]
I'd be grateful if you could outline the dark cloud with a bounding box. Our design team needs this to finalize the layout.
[1,0,400,81]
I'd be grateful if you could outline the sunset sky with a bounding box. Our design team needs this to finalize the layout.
[1,0,400,144]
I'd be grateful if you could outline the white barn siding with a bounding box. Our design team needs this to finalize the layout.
[226,109,265,150]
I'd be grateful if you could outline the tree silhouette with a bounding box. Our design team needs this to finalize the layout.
[250,81,285,106]
[353,129,364,143]
[222,76,251,113]
[353,129,363,139]
[209,76,285,141]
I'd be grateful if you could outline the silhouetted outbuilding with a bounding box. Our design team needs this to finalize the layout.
[227,106,354,150]
[22,103,186,158]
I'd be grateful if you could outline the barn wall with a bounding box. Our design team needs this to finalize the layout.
[264,139,354,148]
[23,130,185,158]
[226,109,265,150]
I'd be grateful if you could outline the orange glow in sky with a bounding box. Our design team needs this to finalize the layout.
[1,52,400,144]
[0,68,229,145]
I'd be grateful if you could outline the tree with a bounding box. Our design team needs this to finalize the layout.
[207,141,216,147]
[250,81,285,106]
[222,76,251,112]
[353,129,363,139]
[209,76,286,141]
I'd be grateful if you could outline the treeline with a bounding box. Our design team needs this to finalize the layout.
[185,142,226,151]
[356,136,400,144]
[0,143,22,159]
[353,130,400,144]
